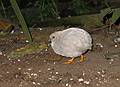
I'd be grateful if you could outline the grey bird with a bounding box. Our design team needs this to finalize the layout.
[49,28,92,64]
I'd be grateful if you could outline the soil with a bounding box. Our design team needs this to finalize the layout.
[0,26,120,87]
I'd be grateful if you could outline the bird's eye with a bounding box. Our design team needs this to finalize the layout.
[52,36,55,38]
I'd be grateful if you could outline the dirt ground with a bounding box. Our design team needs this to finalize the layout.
[0,26,120,87]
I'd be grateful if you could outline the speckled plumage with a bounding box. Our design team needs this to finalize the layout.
[49,28,92,58]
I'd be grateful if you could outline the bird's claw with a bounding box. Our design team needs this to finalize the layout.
[64,61,74,64]
[80,55,85,63]
[64,58,74,64]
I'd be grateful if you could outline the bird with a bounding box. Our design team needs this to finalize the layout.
[49,28,92,64]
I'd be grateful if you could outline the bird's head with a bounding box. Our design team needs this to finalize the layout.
[49,31,62,46]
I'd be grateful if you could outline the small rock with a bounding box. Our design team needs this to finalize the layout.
[109,62,112,64]
[116,78,119,80]
[101,74,105,77]
[54,62,56,64]
[38,28,43,31]
[113,37,120,43]
[110,59,114,62]
[18,59,20,61]
[37,83,41,85]
[78,78,84,82]
[32,82,36,85]
[20,31,23,33]
[6,71,10,73]
[84,81,90,85]
[97,71,101,74]
[114,45,118,48]
[47,68,51,71]
[82,72,85,76]
[11,30,15,34]
[25,40,29,43]
[28,68,32,71]
[96,43,103,48]
[65,83,69,86]
[70,78,73,81]
[0,51,3,55]
[57,16,61,19]
[55,72,59,75]
[38,70,41,72]
[18,68,21,70]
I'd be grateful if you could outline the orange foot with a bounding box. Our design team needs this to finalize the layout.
[80,55,86,63]
[64,58,74,64]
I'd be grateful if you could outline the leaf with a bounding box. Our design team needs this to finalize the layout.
[10,0,33,44]
[100,8,112,18]
[110,8,120,24]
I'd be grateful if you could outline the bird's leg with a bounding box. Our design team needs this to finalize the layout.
[64,58,74,64]
[80,55,85,62]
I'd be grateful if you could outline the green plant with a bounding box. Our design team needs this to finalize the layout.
[37,0,59,21]
[70,0,91,15]
[0,0,7,18]
[101,8,120,25]
[10,0,33,44]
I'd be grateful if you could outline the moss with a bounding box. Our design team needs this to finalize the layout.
[7,43,48,59]
[40,13,104,29]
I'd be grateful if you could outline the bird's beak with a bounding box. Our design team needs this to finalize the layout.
[48,39,51,47]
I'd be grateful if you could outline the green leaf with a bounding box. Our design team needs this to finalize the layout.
[110,8,120,24]
[10,0,33,44]
[100,8,112,18]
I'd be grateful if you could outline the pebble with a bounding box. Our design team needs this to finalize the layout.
[114,37,120,43]
[109,62,112,64]
[11,30,14,34]
[116,78,119,80]
[0,51,3,55]
[0,75,3,77]
[65,83,69,86]
[45,49,48,51]
[18,59,20,61]
[97,71,101,74]
[82,72,85,76]
[47,68,51,71]
[96,43,103,48]
[25,40,29,43]
[3,54,6,56]
[33,73,37,76]
[101,70,105,73]
[114,45,118,48]
[84,81,90,85]
[6,71,10,73]
[18,68,21,70]
[44,60,46,62]
[101,74,105,77]
[32,82,36,85]
[54,62,56,64]
[38,70,41,72]
[110,59,114,62]
[20,31,23,33]
[57,16,61,19]
[31,73,34,76]
[78,78,84,82]
[96,83,99,86]
[37,83,41,85]
[55,72,59,75]
[38,28,43,31]
[70,78,73,81]
[28,68,32,71]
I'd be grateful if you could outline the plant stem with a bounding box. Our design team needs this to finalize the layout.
[10,0,33,44]
[0,0,7,18]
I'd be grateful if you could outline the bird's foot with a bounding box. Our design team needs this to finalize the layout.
[64,58,74,64]
[80,55,85,63]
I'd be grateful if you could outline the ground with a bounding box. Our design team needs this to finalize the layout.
[0,26,120,87]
